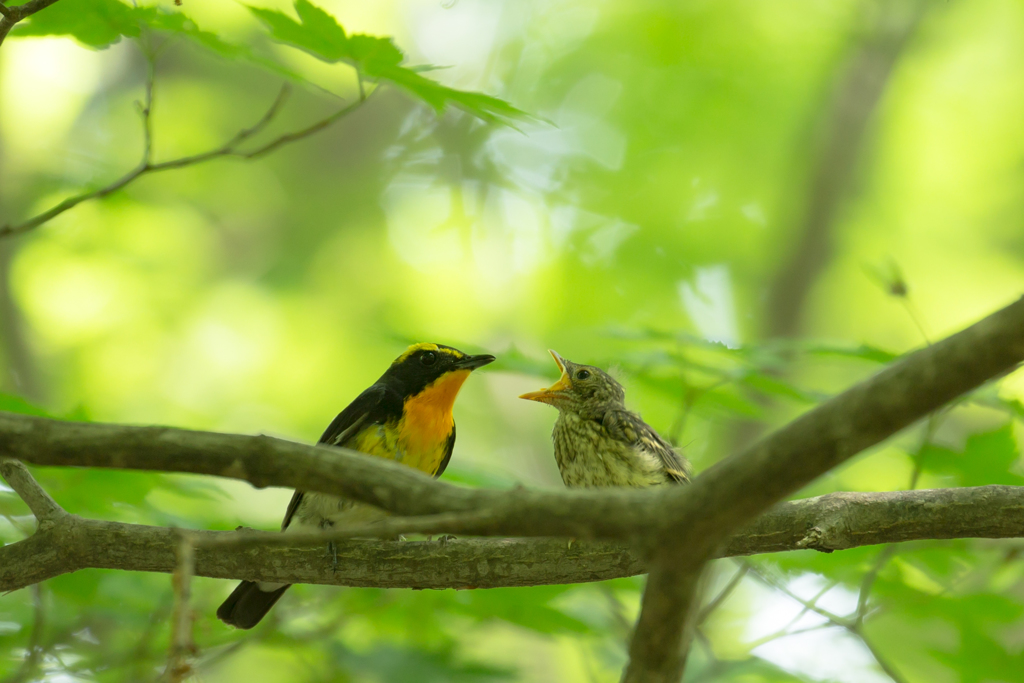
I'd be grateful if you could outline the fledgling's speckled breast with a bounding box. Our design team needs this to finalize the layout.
[552,411,671,489]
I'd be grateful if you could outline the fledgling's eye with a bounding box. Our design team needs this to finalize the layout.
[576,369,591,380]
[421,351,437,366]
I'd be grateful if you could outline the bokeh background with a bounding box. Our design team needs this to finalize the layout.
[2,0,1024,681]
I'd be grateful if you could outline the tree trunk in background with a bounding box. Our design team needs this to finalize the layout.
[0,85,44,402]
[764,0,928,340]
[730,1,929,452]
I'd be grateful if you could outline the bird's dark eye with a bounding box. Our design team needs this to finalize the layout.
[576,369,591,380]
[421,351,437,366]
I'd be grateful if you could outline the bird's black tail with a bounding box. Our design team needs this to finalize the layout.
[216,581,290,629]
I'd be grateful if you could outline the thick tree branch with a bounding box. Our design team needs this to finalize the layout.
[621,293,1024,680]
[0,486,1021,593]
[4,298,1023,544]
[1,296,1023,682]
[0,0,60,47]
[623,558,704,683]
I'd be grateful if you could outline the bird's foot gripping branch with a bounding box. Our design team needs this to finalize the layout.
[2,295,1024,681]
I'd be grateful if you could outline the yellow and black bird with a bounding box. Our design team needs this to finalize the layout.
[217,342,495,629]
[520,350,690,488]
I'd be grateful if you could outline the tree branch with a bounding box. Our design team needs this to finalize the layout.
[0,485,1021,593]
[0,457,64,522]
[0,81,369,239]
[622,292,1024,680]
[764,0,928,339]
[1,295,1023,683]
[6,297,1023,545]
[164,534,196,683]
[622,558,704,683]
[0,0,61,47]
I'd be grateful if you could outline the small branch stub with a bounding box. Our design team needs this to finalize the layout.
[0,458,66,523]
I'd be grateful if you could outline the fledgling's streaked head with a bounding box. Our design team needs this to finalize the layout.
[519,350,625,415]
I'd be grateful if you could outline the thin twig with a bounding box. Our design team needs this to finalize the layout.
[746,623,838,651]
[163,533,196,683]
[356,66,366,101]
[744,563,850,628]
[0,74,368,239]
[0,458,65,522]
[0,584,46,683]
[697,562,749,623]
[860,633,911,683]
[854,542,897,628]
[747,561,910,683]
[139,49,157,167]
[0,0,63,47]
[744,577,839,649]
[600,584,633,637]
[233,95,367,162]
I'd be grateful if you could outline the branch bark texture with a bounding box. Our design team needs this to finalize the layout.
[1,485,1021,593]
[0,0,59,46]
[2,295,1024,683]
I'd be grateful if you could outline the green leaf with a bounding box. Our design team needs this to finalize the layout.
[0,396,50,418]
[247,0,348,62]
[802,341,900,364]
[12,0,139,48]
[248,0,534,126]
[740,371,821,404]
[918,423,1024,487]
[13,0,300,81]
[348,34,404,69]
[372,63,533,126]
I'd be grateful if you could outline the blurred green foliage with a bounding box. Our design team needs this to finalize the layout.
[2,0,1024,681]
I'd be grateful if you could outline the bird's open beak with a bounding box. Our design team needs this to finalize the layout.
[519,350,571,404]
[454,353,496,371]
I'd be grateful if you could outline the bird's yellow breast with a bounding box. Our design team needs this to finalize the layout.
[349,369,469,476]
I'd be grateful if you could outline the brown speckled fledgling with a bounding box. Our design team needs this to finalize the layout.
[520,350,690,488]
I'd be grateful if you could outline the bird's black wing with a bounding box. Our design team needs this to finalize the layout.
[281,384,398,530]
[433,423,456,479]
[602,409,691,484]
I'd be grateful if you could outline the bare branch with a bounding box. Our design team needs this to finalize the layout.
[0,584,45,683]
[619,293,1024,680]
[747,562,910,683]
[1,485,1021,596]
[697,563,748,624]
[0,0,62,47]
[0,81,364,239]
[164,534,196,683]
[860,633,910,683]
[0,457,64,522]
[745,564,850,628]
[4,297,1023,551]
[0,295,1022,682]
[139,50,156,167]
[854,545,896,628]
[622,558,704,683]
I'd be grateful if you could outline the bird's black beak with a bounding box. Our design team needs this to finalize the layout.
[454,354,496,371]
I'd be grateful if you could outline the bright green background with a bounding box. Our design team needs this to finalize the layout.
[1,0,1024,681]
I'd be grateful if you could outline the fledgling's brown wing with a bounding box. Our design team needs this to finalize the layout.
[602,409,691,484]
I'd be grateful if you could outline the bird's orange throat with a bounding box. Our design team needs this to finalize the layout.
[400,369,470,453]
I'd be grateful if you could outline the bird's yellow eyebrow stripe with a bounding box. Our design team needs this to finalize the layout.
[395,343,465,363]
